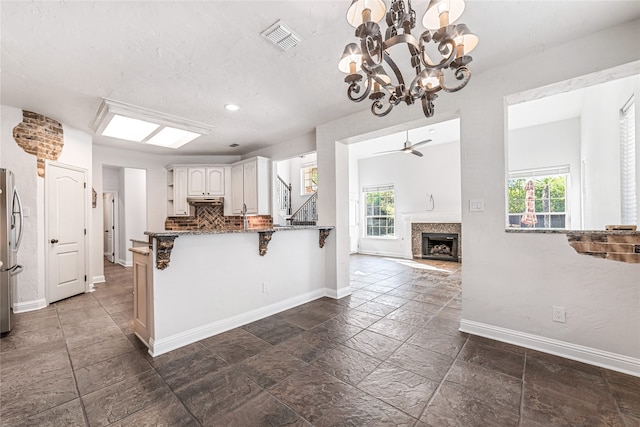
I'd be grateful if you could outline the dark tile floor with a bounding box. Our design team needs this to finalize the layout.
[1,254,638,426]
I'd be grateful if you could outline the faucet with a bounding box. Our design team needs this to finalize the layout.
[242,203,248,230]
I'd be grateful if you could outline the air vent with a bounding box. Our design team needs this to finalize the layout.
[260,20,301,51]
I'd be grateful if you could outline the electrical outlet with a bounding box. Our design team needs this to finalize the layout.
[552,306,566,323]
[262,282,269,294]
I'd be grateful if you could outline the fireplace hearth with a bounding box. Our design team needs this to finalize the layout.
[422,232,459,262]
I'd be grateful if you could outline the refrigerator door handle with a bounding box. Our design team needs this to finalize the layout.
[0,264,21,273]
[12,188,24,251]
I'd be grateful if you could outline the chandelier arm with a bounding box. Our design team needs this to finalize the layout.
[440,67,471,93]
[347,77,372,102]
[421,93,438,118]
[381,52,405,88]
[371,98,395,117]
[361,33,385,67]
[419,37,457,69]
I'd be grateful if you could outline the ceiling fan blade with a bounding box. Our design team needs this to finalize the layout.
[410,150,424,157]
[374,149,402,155]
[410,139,432,149]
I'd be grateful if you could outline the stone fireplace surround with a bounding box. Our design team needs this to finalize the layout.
[411,222,462,261]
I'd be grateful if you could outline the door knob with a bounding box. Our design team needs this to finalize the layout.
[50,239,59,244]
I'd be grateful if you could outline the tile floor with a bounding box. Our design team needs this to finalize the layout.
[1,254,638,426]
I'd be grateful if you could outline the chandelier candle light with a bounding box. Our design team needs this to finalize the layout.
[338,0,478,117]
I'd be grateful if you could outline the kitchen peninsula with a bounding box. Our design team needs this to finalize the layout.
[131,225,334,357]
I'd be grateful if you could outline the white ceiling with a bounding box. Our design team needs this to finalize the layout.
[2,1,639,156]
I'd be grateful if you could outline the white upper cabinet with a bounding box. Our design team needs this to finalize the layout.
[231,157,270,215]
[205,168,225,196]
[188,167,225,197]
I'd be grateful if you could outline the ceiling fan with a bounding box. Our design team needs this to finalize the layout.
[375,131,432,157]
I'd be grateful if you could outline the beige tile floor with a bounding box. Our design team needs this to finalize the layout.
[1,255,638,426]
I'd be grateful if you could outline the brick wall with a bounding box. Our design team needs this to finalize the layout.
[567,233,640,263]
[12,110,64,177]
[165,203,272,231]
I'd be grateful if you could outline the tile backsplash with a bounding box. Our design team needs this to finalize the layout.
[165,204,272,231]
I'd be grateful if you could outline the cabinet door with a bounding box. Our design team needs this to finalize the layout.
[243,160,258,214]
[231,164,245,214]
[206,167,225,196]
[133,253,151,346]
[173,167,189,216]
[187,168,206,196]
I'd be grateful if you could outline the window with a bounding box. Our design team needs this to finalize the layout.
[364,185,395,237]
[620,96,636,225]
[507,167,568,229]
[301,163,318,195]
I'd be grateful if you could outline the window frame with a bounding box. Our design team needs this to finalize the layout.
[300,162,318,196]
[363,185,396,238]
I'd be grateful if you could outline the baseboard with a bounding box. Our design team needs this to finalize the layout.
[357,249,411,259]
[459,319,640,377]
[325,286,352,300]
[12,298,48,313]
[149,288,326,357]
[117,259,132,268]
[93,275,106,284]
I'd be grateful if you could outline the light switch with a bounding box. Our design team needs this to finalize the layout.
[469,199,484,212]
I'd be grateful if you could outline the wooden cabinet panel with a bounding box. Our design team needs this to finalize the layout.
[187,168,206,196]
[231,164,244,214]
[205,167,225,196]
[230,157,270,215]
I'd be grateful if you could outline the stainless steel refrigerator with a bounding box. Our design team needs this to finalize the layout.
[1,168,23,334]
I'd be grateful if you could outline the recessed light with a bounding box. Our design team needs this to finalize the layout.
[225,104,240,111]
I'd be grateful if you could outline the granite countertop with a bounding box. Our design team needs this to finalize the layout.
[128,246,150,255]
[145,225,334,238]
[505,228,640,235]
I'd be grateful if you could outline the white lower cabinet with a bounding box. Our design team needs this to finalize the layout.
[132,249,152,347]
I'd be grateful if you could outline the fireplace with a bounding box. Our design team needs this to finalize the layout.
[422,233,459,262]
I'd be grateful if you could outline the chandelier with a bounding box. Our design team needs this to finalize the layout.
[338,0,478,118]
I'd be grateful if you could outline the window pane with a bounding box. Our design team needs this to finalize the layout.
[507,173,567,229]
[364,189,395,237]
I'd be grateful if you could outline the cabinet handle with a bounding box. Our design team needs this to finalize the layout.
[51,239,59,244]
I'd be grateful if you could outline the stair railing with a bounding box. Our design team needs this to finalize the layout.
[276,175,292,216]
[289,191,318,225]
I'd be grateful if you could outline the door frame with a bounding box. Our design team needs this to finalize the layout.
[102,191,119,264]
[44,161,89,303]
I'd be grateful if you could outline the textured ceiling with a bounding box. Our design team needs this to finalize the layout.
[2,1,640,156]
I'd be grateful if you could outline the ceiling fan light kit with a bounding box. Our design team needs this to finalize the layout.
[339,0,478,118]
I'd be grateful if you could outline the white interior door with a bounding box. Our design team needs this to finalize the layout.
[47,163,87,303]
[103,193,115,263]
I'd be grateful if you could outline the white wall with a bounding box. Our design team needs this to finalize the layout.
[0,105,92,311]
[356,141,461,258]
[150,229,327,355]
[315,21,640,374]
[581,76,640,229]
[122,168,147,266]
[509,118,582,229]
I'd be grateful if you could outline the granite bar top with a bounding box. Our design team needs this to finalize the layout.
[505,228,640,235]
[128,246,150,255]
[145,225,334,238]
